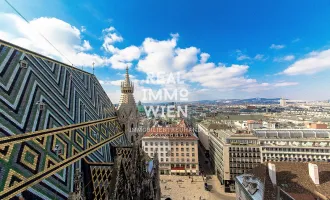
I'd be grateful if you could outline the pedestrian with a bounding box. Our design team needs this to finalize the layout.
[165,185,167,189]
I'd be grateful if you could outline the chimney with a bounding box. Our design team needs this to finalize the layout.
[268,163,277,185]
[308,163,319,185]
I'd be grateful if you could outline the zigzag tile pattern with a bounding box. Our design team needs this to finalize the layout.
[0,40,129,200]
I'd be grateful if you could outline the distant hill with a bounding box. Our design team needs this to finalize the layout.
[190,98,282,104]
[136,98,283,105]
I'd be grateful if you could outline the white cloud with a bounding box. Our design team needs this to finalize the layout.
[236,50,250,61]
[185,62,258,89]
[270,44,285,49]
[82,40,92,50]
[1,12,302,100]
[108,45,141,69]
[75,40,92,51]
[103,26,115,32]
[274,82,299,87]
[80,26,86,32]
[274,55,295,62]
[135,35,275,94]
[102,26,123,53]
[237,55,250,61]
[174,47,200,70]
[254,54,267,61]
[137,34,199,73]
[283,49,330,75]
[100,26,141,69]
[283,55,295,61]
[200,53,210,63]
[0,12,109,67]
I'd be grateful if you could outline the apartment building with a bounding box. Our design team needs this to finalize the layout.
[210,131,261,192]
[201,122,330,193]
[142,120,199,175]
[255,129,330,163]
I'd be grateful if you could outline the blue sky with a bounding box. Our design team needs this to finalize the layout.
[1,0,330,102]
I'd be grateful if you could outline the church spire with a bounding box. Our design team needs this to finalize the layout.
[121,66,134,93]
[124,66,130,86]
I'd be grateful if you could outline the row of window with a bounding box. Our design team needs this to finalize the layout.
[159,158,196,162]
[227,139,258,144]
[144,147,195,152]
[230,153,260,157]
[144,141,195,146]
[230,158,261,163]
[263,157,329,162]
[229,147,260,152]
[171,164,197,168]
[262,148,330,153]
[171,153,195,157]
[263,154,329,158]
[171,147,195,152]
[145,149,196,157]
[144,147,169,152]
[230,163,259,168]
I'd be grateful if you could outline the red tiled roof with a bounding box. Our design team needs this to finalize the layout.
[245,162,330,200]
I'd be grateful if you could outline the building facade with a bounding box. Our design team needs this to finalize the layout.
[197,123,210,150]
[280,98,286,107]
[142,120,199,175]
[206,126,330,193]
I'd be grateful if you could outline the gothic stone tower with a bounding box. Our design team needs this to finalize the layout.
[117,67,140,143]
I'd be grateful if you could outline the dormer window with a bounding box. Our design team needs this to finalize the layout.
[20,60,28,69]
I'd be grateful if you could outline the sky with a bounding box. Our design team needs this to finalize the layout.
[0,0,330,103]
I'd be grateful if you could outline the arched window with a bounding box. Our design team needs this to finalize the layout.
[122,124,125,131]
[131,135,134,143]
[131,123,134,131]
